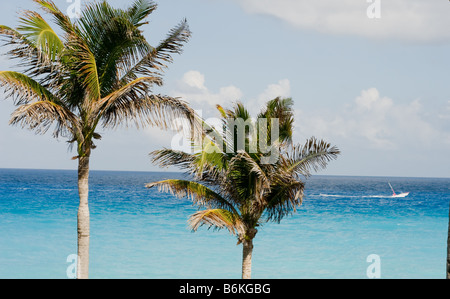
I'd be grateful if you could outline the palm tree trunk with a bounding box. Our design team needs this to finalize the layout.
[241,228,257,279]
[77,154,90,279]
[242,238,253,279]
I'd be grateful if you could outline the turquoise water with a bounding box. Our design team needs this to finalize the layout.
[0,169,449,278]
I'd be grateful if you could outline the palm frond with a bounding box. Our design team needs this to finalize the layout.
[232,102,251,121]
[33,0,77,38]
[76,0,153,96]
[119,18,190,83]
[127,0,157,27]
[264,179,304,223]
[188,209,244,235]
[150,148,195,170]
[229,150,271,191]
[100,94,201,135]
[286,137,340,178]
[17,10,63,62]
[146,179,237,213]
[0,71,56,104]
[72,41,101,102]
[0,25,47,73]
[257,97,294,146]
[95,76,162,116]
[154,18,191,65]
[192,138,227,179]
[0,70,80,141]
[9,100,79,138]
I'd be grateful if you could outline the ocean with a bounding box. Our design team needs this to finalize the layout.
[0,168,449,279]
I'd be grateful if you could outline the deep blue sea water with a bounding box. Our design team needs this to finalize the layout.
[0,168,449,279]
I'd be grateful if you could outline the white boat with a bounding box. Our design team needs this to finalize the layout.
[388,182,409,198]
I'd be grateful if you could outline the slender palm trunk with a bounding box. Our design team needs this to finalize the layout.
[242,238,253,279]
[241,228,257,279]
[77,154,90,279]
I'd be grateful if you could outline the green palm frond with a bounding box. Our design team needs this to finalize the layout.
[286,137,340,178]
[119,18,191,84]
[229,150,271,191]
[33,0,78,45]
[146,179,229,209]
[188,209,244,235]
[78,1,152,94]
[17,10,63,62]
[69,39,101,102]
[1,0,193,161]
[264,179,304,223]
[0,71,57,104]
[0,71,79,138]
[127,0,158,27]
[192,138,226,179]
[118,47,162,86]
[257,97,294,146]
[154,18,191,66]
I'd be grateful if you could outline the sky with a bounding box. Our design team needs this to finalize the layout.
[0,0,449,178]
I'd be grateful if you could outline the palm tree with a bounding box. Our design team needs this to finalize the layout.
[147,98,340,279]
[0,0,197,279]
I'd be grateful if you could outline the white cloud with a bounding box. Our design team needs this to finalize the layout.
[247,79,291,115]
[171,70,243,116]
[294,88,450,150]
[355,88,392,112]
[170,72,450,166]
[171,70,291,118]
[179,70,207,92]
[236,0,450,42]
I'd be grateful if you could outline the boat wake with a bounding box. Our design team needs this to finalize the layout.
[319,194,394,198]
[318,182,410,199]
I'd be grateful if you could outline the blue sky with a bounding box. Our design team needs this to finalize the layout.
[0,0,449,178]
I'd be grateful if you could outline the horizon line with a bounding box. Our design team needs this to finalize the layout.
[0,167,448,180]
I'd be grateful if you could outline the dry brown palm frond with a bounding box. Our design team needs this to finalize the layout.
[146,95,202,134]
[188,209,245,235]
[100,94,203,141]
[9,100,79,138]
[0,25,53,74]
[0,70,81,138]
[150,148,195,170]
[94,76,163,120]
